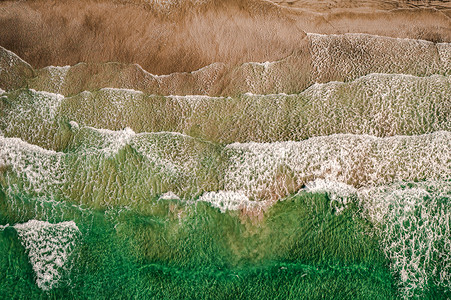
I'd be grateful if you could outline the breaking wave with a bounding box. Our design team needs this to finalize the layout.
[0,8,449,298]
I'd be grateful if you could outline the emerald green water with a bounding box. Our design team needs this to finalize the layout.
[1,189,403,299]
[1,133,449,299]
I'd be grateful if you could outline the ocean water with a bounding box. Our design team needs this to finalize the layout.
[0,33,450,299]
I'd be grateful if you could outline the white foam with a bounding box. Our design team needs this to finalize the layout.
[160,191,180,200]
[0,135,63,201]
[0,224,9,231]
[14,220,80,291]
[99,87,144,94]
[1,129,449,208]
[364,182,450,298]
[198,190,262,213]
[307,32,436,44]
[302,179,451,299]
[308,33,446,82]
[43,66,70,94]
[304,179,357,214]
[2,127,449,297]
[225,131,450,200]
[437,42,451,73]
[2,73,449,149]
[169,94,226,109]
[69,121,79,130]
[0,89,65,148]
[80,126,136,155]
[249,61,273,69]
[0,46,33,70]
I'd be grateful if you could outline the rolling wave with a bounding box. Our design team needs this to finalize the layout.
[0,2,450,297]
[1,73,449,148]
[1,129,449,207]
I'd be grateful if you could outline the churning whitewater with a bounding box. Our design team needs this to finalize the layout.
[0,1,450,298]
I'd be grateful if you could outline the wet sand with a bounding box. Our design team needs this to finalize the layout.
[0,0,450,74]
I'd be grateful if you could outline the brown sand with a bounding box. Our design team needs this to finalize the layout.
[0,0,305,74]
[0,0,450,75]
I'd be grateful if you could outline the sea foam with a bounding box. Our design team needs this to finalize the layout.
[14,220,81,291]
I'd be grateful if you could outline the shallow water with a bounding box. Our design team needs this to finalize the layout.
[0,30,450,299]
